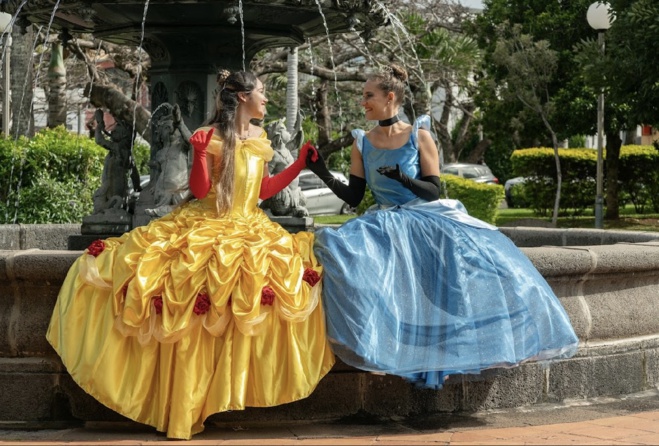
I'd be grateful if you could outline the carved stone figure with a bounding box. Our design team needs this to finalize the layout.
[175,81,202,119]
[91,109,140,214]
[260,114,308,217]
[143,103,193,218]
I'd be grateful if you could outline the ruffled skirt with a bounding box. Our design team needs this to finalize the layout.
[314,199,577,389]
[47,197,335,439]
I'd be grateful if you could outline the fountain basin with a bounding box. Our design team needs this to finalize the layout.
[1,226,659,426]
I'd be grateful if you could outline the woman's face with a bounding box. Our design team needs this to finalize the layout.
[361,79,394,120]
[241,79,268,120]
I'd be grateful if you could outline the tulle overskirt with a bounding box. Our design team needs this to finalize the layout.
[314,199,578,388]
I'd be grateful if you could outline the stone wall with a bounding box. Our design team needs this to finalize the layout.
[1,227,659,426]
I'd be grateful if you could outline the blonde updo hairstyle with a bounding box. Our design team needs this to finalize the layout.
[368,64,408,106]
[205,69,258,216]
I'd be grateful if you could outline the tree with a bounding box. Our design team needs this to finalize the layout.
[471,0,632,219]
[253,0,484,167]
[492,25,562,225]
[606,0,659,127]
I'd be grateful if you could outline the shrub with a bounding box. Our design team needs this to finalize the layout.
[0,126,146,224]
[442,174,504,224]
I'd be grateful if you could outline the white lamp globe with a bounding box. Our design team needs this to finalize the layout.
[0,12,12,34]
[587,2,613,31]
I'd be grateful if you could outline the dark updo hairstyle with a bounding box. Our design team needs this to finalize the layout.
[368,64,408,106]
[205,69,258,215]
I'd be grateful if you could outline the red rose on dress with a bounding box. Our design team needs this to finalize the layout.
[194,293,211,315]
[87,239,105,257]
[153,296,163,315]
[261,286,275,306]
[303,268,321,287]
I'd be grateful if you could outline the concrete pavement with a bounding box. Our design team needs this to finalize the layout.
[1,389,659,445]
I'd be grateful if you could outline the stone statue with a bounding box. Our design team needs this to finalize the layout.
[91,109,140,214]
[260,114,308,217]
[143,103,193,218]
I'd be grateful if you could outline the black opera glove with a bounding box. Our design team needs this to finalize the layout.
[377,164,441,201]
[306,149,366,208]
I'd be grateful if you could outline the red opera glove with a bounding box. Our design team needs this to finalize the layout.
[189,128,214,199]
[259,140,319,200]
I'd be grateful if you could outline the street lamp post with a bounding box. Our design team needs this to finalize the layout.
[587,2,612,230]
[0,12,13,137]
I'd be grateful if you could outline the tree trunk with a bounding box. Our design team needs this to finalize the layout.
[464,138,492,164]
[86,82,152,143]
[604,131,622,220]
[47,41,67,128]
[314,79,331,153]
[434,86,455,163]
[10,24,35,138]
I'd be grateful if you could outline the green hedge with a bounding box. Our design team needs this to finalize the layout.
[617,145,659,213]
[442,174,504,224]
[355,175,502,225]
[0,126,150,224]
[510,146,659,215]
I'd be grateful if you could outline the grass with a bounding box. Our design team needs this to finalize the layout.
[497,206,659,231]
[314,205,659,232]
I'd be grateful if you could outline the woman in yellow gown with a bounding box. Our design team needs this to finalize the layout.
[46,70,335,439]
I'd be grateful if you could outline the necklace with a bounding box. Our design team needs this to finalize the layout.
[378,115,400,127]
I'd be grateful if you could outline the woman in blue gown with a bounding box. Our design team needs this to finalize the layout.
[306,64,578,389]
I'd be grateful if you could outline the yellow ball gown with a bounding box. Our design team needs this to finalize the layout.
[46,130,335,439]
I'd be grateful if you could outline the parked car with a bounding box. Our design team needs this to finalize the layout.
[504,176,527,208]
[441,163,499,185]
[298,170,354,216]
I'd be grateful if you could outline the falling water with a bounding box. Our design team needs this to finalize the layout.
[130,0,151,152]
[306,38,318,120]
[15,0,61,140]
[5,23,42,223]
[139,102,171,140]
[313,0,344,131]
[238,0,246,71]
[373,0,432,123]
[0,0,27,72]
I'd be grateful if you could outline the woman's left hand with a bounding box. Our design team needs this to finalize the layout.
[377,164,402,181]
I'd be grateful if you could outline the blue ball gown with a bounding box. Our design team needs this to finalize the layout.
[313,116,578,389]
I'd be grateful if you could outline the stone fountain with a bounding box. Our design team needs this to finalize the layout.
[1,0,386,244]
[3,0,386,130]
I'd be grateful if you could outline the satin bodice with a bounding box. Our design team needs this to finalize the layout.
[197,127,274,217]
[352,116,429,206]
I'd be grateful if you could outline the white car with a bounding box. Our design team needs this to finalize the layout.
[298,170,354,216]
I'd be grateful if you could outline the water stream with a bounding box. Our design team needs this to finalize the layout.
[130,0,151,152]
[238,0,246,71]
[313,0,344,132]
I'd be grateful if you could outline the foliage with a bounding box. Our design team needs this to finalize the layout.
[511,145,659,216]
[617,145,659,212]
[132,140,151,175]
[470,0,599,142]
[441,174,504,224]
[0,126,107,223]
[605,0,659,127]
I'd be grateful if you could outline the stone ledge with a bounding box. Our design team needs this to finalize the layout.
[1,336,657,423]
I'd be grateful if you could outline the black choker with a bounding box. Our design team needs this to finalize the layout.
[378,115,400,127]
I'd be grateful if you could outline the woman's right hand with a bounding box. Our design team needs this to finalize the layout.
[189,128,214,154]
